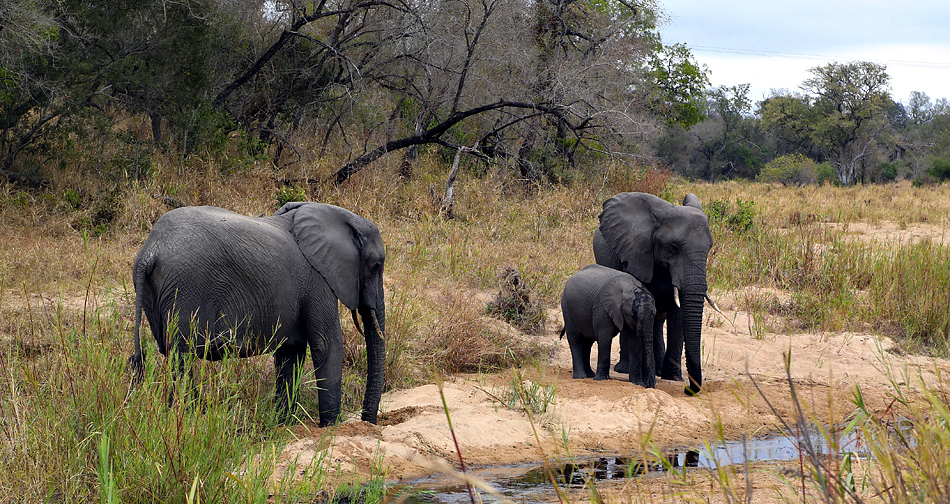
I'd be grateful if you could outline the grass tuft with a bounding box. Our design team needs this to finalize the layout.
[486,266,546,334]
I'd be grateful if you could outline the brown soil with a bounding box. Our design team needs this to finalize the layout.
[286,306,946,473]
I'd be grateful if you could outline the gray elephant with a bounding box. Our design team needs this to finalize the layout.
[593,192,715,395]
[560,264,656,387]
[128,202,386,427]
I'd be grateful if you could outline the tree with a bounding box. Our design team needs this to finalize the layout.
[646,43,710,129]
[2,0,693,185]
[320,0,671,183]
[799,61,892,185]
[908,91,934,126]
[656,84,767,180]
[1,0,65,169]
[758,92,819,159]
[0,0,245,169]
[695,84,765,179]
[759,62,892,185]
[757,153,817,186]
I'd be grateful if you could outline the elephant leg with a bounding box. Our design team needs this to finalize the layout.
[593,335,613,381]
[166,337,196,408]
[614,335,629,374]
[308,315,344,427]
[661,306,685,381]
[620,329,643,386]
[567,332,596,379]
[632,310,656,388]
[274,343,307,423]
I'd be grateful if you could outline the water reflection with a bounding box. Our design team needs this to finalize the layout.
[398,425,903,504]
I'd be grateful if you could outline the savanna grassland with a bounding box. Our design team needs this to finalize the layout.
[2,151,950,503]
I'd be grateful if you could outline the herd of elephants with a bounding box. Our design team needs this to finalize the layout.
[128,193,718,427]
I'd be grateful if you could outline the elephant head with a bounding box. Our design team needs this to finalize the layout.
[274,202,386,423]
[593,192,712,394]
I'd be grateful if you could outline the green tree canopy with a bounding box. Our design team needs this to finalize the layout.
[646,43,710,129]
[807,62,892,184]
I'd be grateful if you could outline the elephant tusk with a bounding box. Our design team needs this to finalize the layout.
[351,310,364,337]
[673,287,680,308]
[370,309,385,340]
[705,293,725,317]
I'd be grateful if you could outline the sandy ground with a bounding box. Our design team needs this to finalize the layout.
[272,219,950,501]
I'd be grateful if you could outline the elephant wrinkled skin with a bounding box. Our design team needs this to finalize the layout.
[560,264,657,387]
[128,202,386,426]
[593,192,713,395]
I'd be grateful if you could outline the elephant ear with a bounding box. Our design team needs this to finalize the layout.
[599,278,628,331]
[682,194,703,211]
[599,193,662,283]
[279,202,364,311]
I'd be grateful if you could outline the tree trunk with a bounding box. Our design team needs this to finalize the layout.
[150,111,163,144]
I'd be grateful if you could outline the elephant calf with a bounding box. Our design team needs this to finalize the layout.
[560,264,656,388]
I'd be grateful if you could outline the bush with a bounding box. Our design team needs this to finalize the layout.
[706,198,756,234]
[757,153,817,186]
[275,185,307,208]
[486,266,546,334]
[878,161,898,183]
[928,157,950,181]
[816,162,836,185]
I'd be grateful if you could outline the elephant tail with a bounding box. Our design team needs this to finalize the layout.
[129,249,157,383]
[558,326,566,340]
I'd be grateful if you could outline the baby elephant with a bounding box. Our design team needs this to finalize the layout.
[560,264,656,388]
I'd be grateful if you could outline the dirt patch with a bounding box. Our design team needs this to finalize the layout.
[825,220,950,246]
[279,292,949,484]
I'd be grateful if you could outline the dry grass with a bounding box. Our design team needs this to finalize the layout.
[5,136,950,501]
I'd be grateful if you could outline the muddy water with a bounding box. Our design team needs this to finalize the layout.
[397,427,879,503]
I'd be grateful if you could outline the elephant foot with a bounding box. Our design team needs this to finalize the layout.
[684,383,701,396]
[661,370,684,382]
[573,371,595,379]
[613,361,629,374]
[630,375,656,389]
[593,374,609,381]
[319,411,342,428]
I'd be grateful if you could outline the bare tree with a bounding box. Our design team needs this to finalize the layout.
[323,0,663,183]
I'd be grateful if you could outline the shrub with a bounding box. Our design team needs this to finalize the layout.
[757,153,817,186]
[706,198,756,234]
[422,292,548,375]
[604,165,672,197]
[816,162,836,185]
[878,161,898,183]
[486,266,546,334]
[275,184,307,208]
[928,157,950,182]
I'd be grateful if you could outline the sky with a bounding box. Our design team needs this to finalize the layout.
[658,1,950,106]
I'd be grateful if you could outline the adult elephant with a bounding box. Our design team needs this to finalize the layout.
[128,202,386,426]
[592,192,713,395]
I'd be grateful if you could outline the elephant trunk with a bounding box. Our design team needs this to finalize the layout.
[679,284,705,395]
[359,301,386,424]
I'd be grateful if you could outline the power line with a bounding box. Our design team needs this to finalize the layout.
[689,45,950,70]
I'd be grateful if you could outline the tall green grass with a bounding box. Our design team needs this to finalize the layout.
[701,350,950,504]
[0,294,334,502]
